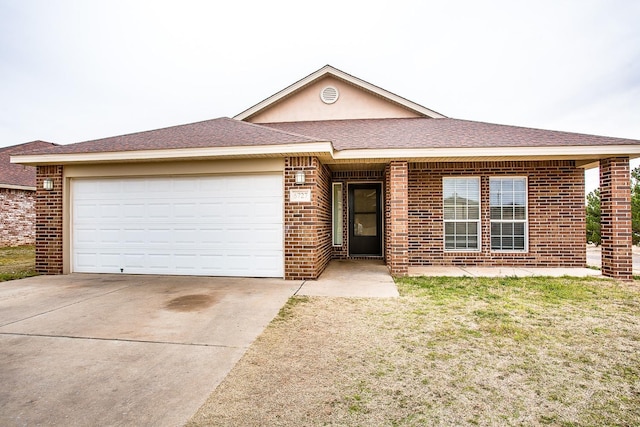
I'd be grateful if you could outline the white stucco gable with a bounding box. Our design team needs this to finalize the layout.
[234,65,446,123]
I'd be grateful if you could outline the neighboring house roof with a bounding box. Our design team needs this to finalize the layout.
[234,65,446,121]
[0,141,57,189]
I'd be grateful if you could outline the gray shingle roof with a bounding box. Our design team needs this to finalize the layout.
[263,118,640,150]
[15,117,640,160]
[24,117,322,155]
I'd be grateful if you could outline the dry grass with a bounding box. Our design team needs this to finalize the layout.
[0,245,37,281]
[188,276,640,427]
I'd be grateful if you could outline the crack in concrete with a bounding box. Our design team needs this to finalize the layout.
[0,285,133,328]
[0,331,246,349]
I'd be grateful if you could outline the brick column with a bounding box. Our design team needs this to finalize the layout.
[283,156,332,280]
[600,157,633,281]
[35,165,64,274]
[386,161,408,275]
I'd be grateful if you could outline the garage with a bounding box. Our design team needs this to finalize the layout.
[72,173,284,277]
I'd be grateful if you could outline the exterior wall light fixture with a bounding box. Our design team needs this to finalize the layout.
[43,178,54,191]
[295,170,306,185]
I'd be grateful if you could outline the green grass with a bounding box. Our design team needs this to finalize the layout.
[0,245,37,281]
[190,275,640,426]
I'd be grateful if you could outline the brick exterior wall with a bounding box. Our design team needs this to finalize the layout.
[385,162,409,275]
[331,169,384,259]
[407,161,585,267]
[0,188,35,246]
[35,165,64,274]
[283,156,332,279]
[600,157,633,281]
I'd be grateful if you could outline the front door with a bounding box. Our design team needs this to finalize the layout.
[349,183,382,256]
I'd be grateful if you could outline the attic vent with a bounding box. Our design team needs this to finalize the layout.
[320,86,339,104]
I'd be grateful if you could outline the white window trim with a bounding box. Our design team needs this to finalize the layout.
[443,176,481,252]
[332,182,343,246]
[489,176,529,253]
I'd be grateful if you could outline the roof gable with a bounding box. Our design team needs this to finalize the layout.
[234,65,446,123]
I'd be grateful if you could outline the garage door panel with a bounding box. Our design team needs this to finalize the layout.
[72,174,284,277]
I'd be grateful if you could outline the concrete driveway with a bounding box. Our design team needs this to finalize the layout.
[0,274,300,426]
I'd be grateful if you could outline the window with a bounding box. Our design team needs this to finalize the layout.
[332,183,343,246]
[443,177,480,250]
[490,177,527,251]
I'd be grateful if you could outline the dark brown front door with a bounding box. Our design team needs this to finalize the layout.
[349,183,382,256]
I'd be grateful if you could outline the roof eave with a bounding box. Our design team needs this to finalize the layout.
[10,142,335,166]
[233,65,446,121]
[11,143,639,168]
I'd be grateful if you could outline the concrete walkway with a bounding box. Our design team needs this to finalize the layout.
[297,260,399,298]
[408,266,602,278]
[297,259,609,299]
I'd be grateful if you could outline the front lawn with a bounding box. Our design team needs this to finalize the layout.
[189,276,640,426]
[0,245,37,281]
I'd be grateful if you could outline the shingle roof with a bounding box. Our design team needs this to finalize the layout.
[263,118,640,150]
[13,117,640,164]
[24,117,323,155]
[0,141,57,187]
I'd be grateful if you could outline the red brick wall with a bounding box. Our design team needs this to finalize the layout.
[407,161,585,267]
[386,162,409,275]
[600,157,632,281]
[284,157,332,279]
[331,169,385,259]
[35,165,64,274]
[0,188,35,246]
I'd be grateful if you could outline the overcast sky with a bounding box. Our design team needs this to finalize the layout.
[1,0,639,192]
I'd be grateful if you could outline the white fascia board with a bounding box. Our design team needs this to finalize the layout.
[0,184,36,191]
[10,142,334,166]
[234,65,446,120]
[333,145,640,161]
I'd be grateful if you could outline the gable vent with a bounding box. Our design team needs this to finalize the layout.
[320,86,339,104]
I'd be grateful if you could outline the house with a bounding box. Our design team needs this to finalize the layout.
[0,141,56,246]
[11,66,640,280]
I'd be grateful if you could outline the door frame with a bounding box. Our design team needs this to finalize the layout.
[347,181,384,257]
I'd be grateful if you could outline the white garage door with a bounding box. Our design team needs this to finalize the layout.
[72,174,284,277]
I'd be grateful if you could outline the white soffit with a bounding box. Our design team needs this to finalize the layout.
[233,65,447,121]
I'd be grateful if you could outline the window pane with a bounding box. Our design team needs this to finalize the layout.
[490,177,527,251]
[354,213,376,236]
[354,189,376,212]
[445,222,454,234]
[514,222,525,235]
[445,237,455,249]
[443,179,455,198]
[502,237,514,249]
[514,192,526,206]
[332,184,343,246]
[490,207,501,220]
[503,207,514,220]
[491,223,501,235]
[468,206,480,220]
[443,178,479,251]
[444,206,455,220]
[514,237,525,250]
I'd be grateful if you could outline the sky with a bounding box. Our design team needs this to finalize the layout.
[1,0,639,193]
